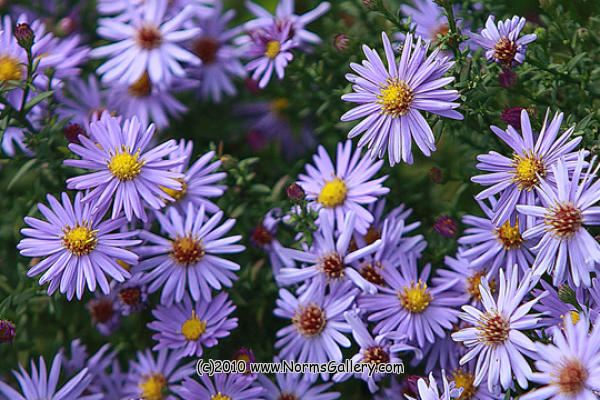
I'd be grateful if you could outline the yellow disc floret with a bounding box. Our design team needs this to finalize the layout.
[139,373,167,400]
[181,310,207,341]
[511,152,545,191]
[0,55,23,82]
[108,146,144,181]
[129,71,152,97]
[170,235,205,266]
[377,78,413,117]
[399,280,433,313]
[265,40,280,59]
[495,219,523,250]
[211,393,232,400]
[451,368,477,399]
[161,178,187,202]
[318,178,347,208]
[61,221,98,256]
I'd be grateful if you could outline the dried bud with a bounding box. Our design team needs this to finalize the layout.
[333,33,349,51]
[286,183,305,201]
[14,23,34,49]
[429,167,442,183]
[500,107,524,130]
[65,123,85,144]
[498,69,517,88]
[0,320,15,345]
[434,215,458,238]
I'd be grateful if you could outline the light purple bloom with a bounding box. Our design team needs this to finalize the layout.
[451,265,544,392]
[472,109,582,227]
[517,153,600,287]
[258,369,340,400]
[174,374,265,400]
[87,289,121,336]
[407,371,462,400]
[532,280,587,329]
[148,292,238,359]
[60,339,116,380]
[0,352,100,400]
[91,0,200,85]
[122,348,195,400]
[64,113,185,222]
[17,192,139,300]
[135,203,244,304]
[470,15,536,67]
[341,32,462,165]
[297,140,389,235]
[56,75,110,129]
[113,273,149,315]
[434,251,494,305]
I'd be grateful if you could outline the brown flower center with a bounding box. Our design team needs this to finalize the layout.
[319,253,345,279]
[362,346,390,364]
[478,311,510,345]
[494,36,518,66]
[554,358,588,396]
[119,287,141,306]
[128,71,152,97]
[545,202,583,238]
[170,235,205,266]
[360,262,385,286]
[136,24,162,50]
[193,36,220,64]
[251,224,273,247]
[91,300,113,323]
[293,303,326,337]
[277,393,298,400]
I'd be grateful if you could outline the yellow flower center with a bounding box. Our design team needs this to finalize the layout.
[559,311,581,328]
[399,280,433,313]
[117,260,132,271]
[0,55,23,82]
[318,178,347,208]
[495,219,523,250]
[376,78,413,117]
[553,358,588,396]
[477,311,510,345]
[264,40,281,59]
[161,178,187,201]
[61,222,98,256]
[170,235,205,266]
[139,373,167,400]
[107,147,144,181]
[211,394,232,400]
[181,310,207,341]
[511,153,545,190]
[451,368,477,400]
[465,270,495,301]
[129,71,152,97]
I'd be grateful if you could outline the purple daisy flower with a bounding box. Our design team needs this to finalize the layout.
[185,0,247,102]
[56,75,111,129]
[244,0,330,49]
[244,20,295,89]
[470,15,536,68]
[87,289,121,336]
[458,197,534,277]
[135,202,244,304]
[407,371,462,400]
[297,140,389,235]
[451,265,544,392]
[61,339,116,379]
[64,113,185,222]
[122,348,195,400]
[520,314,600,400]
[447,363,497,400]
[258,370,340,400]
[274,281,357,380]
[162,139,227,215]
[91,0,200,85]
[472,109,582,226]
[17,192,139,300]
[517,153,600,287]
[174,374,265,400]
[278,210,382,293]
[148,292,238,359]
[0,352,100,400]
[90,359,128,399]
[251,208,295,277]
[340,32,463,165]
[532,280,586,329]
[114,273,149,315]
[358,254,465,347]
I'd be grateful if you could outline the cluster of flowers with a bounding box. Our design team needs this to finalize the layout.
[1,0,600,399]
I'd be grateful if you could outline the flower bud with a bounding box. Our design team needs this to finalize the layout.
[65,123,85,144]
[286,183,305,201]
[0,320,15,345]
[333,34,349,51]
[498,69,517,88]
[500,107,524,130]
[434,215,458,238]
[429,167,442,183]
[14,23,34,50]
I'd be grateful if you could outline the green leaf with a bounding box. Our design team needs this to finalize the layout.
[7,158,37,190]
[24,90,55,112]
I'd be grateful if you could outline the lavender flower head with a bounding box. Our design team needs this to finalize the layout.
[64,113,185,222]
[17,192,139,300]
[407,371,462,400]
[175,373,265,400]
[341,32,463,165]
[148,293,238,359]
[471,15,536,68]
[87,289,121,336]
[0,320,15,345]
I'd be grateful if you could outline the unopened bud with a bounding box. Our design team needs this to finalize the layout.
[498,69,517,88]
[0,320,15,345]
[14,23,34,49]
[429,167,442,183]
[333,34,349,51]
[286,183,305,201]
[65,123,85,144]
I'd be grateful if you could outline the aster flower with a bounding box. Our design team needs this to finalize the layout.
[258,370,340,400]
[340,32,463,166]
[521,314,600,400]
[274,281,357,380]
[472,109,582,226]
[532,280,586,329]
[148,292,238,359]
[161,139,227,215]
[122,348,195,400]
[61,339,116,379]
[90,359,128,399]
[359,254,465,347]
[407,371,462,400]
[185,0,247,102]
[250,208,295,277]
[297,140,389,235]
[434,252,496,305]
[471,15,536,68]
[174,373,265,400]
[517,153,600,287]
[64,113,185,222]
[451,265,544,392]
[56,75,110,129]
[114,273,149,315]
[278,210,382,293]
[134,203,244,304]
[244,20,295,89]
[459,198,534,277]
[87,289,121,336]
[0,352,100,400]
[91,0,200,85]
[17,192,139,300]
[244,0,331,49]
